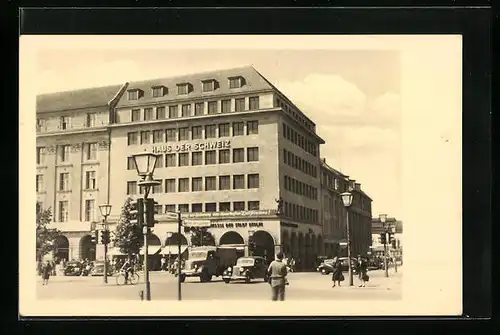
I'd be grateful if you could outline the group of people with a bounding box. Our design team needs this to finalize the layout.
[159,255,183,273]
[330,255,369,288]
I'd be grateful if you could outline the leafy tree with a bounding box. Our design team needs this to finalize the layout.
[36,203,61,262]
[113,197,143,257]
[190,228,215,247]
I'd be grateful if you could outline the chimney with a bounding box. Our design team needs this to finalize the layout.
[354,183,361,191]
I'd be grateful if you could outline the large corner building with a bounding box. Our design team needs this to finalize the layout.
[36,66,373,271]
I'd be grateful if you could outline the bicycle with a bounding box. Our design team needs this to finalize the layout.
[116,269,140,286]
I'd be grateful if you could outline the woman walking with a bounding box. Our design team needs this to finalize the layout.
[331,257,344,288]
[357,255,368,287]
[41,260,52,285]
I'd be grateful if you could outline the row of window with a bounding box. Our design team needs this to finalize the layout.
[128,76,246,100]
[282,123,318,157]
[127,120,259,145]
[36,113,99,133]
[124,96,260,123]
[283,149,318,179]
[57,199,96,222]
[275,96,315,132]
[36,143,99,165]
[283,175,319,200]
[321,171,342,191]
[156,200,260,215]
[36,171,98,193]
[282,201,319,224]
[126,174,260,195]
[127,147,259,169]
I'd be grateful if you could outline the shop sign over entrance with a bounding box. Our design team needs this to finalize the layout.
[210,222,264,229]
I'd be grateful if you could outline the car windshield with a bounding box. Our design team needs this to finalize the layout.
[236,258,254,266]
[189,251,207,260]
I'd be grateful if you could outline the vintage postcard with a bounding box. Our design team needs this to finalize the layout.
[19,35,462,316]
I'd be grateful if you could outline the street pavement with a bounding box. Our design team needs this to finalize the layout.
[36,267,402,301]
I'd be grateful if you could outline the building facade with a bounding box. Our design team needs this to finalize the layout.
[370,217,403,256]
[35,66,373,270]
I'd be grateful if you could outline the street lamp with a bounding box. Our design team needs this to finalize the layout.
[379,213,389,278]
[98,204,112,284]
[341,191,354,287]
[131,151,161,301]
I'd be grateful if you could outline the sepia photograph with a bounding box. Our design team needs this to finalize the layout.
[20,35,462,316]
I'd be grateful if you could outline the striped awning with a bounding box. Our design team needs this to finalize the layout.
[161,245,188,255]
[139,245,162,255]
[218,244,245,251]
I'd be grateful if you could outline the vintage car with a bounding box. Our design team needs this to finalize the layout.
[317,257,359,275]
[222,256,269,284]
[63,261,83,276]
[89,261,113,276]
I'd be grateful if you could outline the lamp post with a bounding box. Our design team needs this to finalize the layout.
[131,151,161,301]
[341,191,354,287]
[379,213,389,278]
[391,225,398,273]
[98,204,112,284]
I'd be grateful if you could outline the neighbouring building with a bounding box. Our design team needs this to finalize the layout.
[35,66,374,271]
[370,217,403,256]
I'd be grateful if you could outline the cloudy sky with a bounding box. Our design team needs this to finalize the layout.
[36,49,401,218]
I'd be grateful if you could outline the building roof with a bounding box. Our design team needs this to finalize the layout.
[115,65,275,108]
[320,158,347,177]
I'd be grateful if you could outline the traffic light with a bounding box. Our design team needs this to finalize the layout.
[388,233,396,249]
[101,230,110,245]
[90,230,98,244]
[379,232,386,245]
[130,198,144,227]
[145,198,158,227]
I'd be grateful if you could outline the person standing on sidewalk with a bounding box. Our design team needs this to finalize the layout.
[267,252,288,301]
[356,255,368,287]
[331,257,344,288]
[41,260,52,285]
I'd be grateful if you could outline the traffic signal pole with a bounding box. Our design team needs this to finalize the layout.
[177,211,182,301]
[143,191,151,301]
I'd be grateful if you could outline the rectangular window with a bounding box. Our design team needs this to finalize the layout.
[36,175,43,192]
[233,122,244,136]
[36,118,47,132]
[232,148,244,163]
[247,147,259,162]
[156,106,166,119]
[219,202,231,212]
[229,77,241,89]
[181,104,191,117]
[191,203,202,213]
[58,201,69,222]
[143,108,154,121]
[139,185,146,195]
[205,203,217,212]
[219,175,230,190]
[177,84,189,95]
[152,86,164,97]
[192,177,203,192]
[84,143,98,161]
[60,116,70,130]
[165,179,176,193]
[219,149,230,164]
[249,96,260,110]
[154,204,163,215]
[205,150,216,165]
[152,183,162,194]
[218,123,230,137]
[153,130,164,143]
[140,131,150,144]
[127,181,137,195]
[205,125,216,139]
[36,147,45,165]
[233,175,244,189]
[85,171,96,189]
[208,101,218,114]
[165,154,176,167]
[194,102,204,116]
[128,90,139,100]
[221,99,231,113]
[202,81,214,92]
[191,152,202,166]
[205,176,216,191]
[178,127,189,141]
[235,98,245,112]
[165,204,176,213]
[247,174,259,189]
[248,201,260,211]
[84,200,95,222]
[86,113,96,127]
[127,132,138,145]
[179,153,189,166]
[166,128,177,142]
[233,201,245,211]
[192,126,202,140]
[131,109,141,122]
[247,121,259,135]
[179,204,189,213]
[169,105,178,118]
[59,145,70,162]
[154,156,163,169]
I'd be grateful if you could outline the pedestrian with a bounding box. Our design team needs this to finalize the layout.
[331,256,344,288]
[267,252,288,301]
[357,255,368,287]
[160,255,166,272]
[41,260,52,285]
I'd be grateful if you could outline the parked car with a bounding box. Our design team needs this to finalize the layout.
[222,256,269,283]
[339,257,360,274]
[63,261,83,276]
[317,259,335,275]
[181,246,238,283]
[89,261,113,276]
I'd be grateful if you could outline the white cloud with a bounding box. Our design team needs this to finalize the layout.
[369,91,401,122]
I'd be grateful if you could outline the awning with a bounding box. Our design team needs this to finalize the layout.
[161,245,188,255]
[139,245,162,255]
[218,244,245,251]
[107,247,126,256]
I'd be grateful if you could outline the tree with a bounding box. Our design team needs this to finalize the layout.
[113,197,143,257]
[190,228,215,247]
[36,203,61,262]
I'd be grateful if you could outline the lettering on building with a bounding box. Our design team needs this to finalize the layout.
[152,140,231,154]
[210,222,264,229]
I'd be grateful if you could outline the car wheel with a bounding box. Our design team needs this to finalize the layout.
[321,268,327,275]
[223,278,230,284]
[245,276,251,283]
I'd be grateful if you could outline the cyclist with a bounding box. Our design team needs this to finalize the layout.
[121,257,134,284]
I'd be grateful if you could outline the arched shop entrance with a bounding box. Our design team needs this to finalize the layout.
[79,235,96,261]
[53,235,69,263]
[219,231,245,258]
[141,234,162,271]
[162,233,189,263]
[250,230,275,264]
